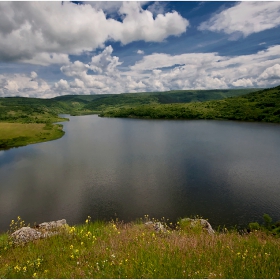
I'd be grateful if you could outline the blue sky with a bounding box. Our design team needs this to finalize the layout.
[0,1,280,98]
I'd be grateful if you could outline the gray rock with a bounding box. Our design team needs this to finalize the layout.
[181,218,215,234]
[154,222,167,233]
[11,227,42,244]
[10,219,68,244]
[38,219,67,230]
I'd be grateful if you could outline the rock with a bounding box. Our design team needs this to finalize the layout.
[10,219,68,245]
[38,219,67,230]
[11,227,42,244]
[154,222,167,233]
[144,221,167,233]
[181,218,215,234]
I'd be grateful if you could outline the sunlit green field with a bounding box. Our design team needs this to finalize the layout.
[0,122,65,149]
[0,216,280,279]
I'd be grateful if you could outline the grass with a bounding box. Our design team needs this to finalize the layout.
[0,122,65,150]
[0,216,280,279]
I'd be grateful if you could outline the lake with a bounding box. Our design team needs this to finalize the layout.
[1,115,280,233]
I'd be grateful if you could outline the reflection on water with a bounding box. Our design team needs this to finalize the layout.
[1,115,280,232]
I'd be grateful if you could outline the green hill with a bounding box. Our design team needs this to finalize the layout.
[101,85,280,123]
[2,86,279,149]
[83,88,258,112]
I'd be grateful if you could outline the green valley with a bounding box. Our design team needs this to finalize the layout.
[2,86,280,149]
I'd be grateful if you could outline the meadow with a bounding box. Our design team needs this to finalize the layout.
[0,216,280,279]
[0,123,65,149]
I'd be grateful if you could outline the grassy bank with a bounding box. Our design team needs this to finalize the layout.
[0,122,65,150]
[1,217,280,279]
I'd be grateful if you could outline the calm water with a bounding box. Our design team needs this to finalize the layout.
[1,115,280,232]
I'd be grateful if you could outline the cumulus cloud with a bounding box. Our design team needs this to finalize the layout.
[137,50,144,55]
[258,64,280,80]
[0,2,189,65]
[129,45,280,91]
[198,2,280,39]
[2,45,280,98]
[89,45,122,74]
[30,71,38,79]
[232,78,254,87]
[147,1,167,16]
[0,73,53,98]
[54,79,70,90]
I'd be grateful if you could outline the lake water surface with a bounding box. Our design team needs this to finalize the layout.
[1,115,280,232]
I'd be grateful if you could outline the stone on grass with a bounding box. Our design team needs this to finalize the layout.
[154,222,167,232]
[38,219,67,230]
[11,227,42,244]
[10,219,68,245]
[181,218,215,234]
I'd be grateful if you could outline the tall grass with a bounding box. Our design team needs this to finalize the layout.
[0,216,280,279]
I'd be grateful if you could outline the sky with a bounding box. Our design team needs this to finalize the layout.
[0,1,280,98]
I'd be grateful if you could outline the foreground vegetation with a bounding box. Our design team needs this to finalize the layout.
[102,85,280,123]
[0,215,280,279]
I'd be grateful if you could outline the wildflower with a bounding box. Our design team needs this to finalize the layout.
[33,272,37,278]
[44,270,49,273]
[14,265,21,272]
[70,255,74,259]
[111,254,115,258]
[70,245,73,250]
[81,242,84,246]
[23,266,27,272]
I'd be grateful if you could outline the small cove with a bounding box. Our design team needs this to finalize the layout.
[1,115,280,232]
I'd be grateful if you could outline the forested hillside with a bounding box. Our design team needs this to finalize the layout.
[101,85,280,123]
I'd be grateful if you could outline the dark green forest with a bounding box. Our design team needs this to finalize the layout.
[0,88,260,123]
[101,85,280,123]
[1,85,280,149]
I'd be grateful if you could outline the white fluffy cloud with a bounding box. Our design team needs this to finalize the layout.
[199,2,280,39]
[258,64,280,80]
[90,46,122,75]
[0,72,53,98]
[0,2,188,65]
[1,44,280,98]
[55,44,280,95]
